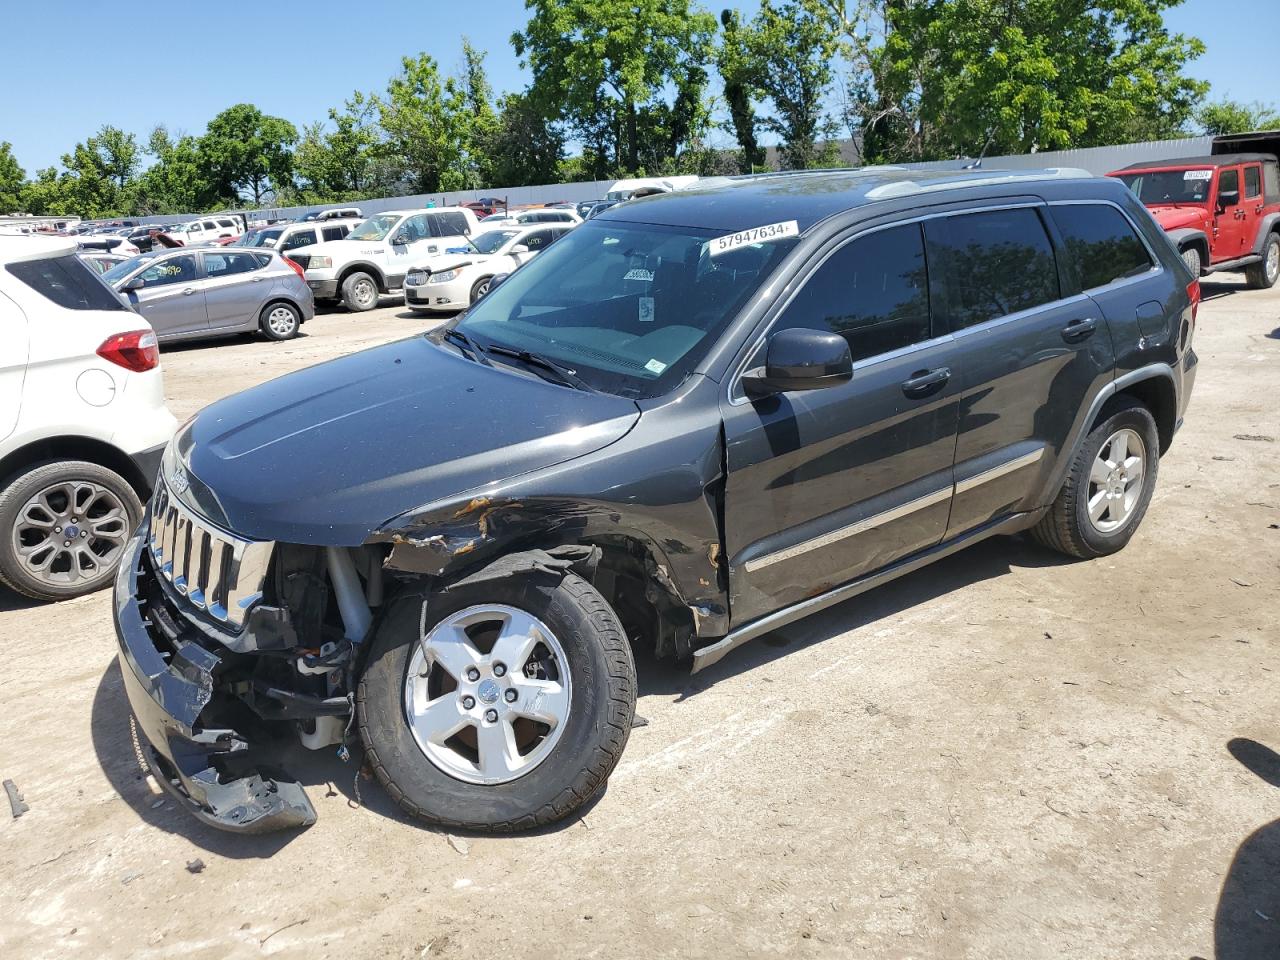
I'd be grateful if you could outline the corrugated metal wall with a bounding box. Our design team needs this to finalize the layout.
[135,135,1220,226]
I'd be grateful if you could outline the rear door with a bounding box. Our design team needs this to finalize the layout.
[200,250,270,331]
[721,222,960,625]
[1241,161,1266,250]
[926,204,1113,537]
[128,253,207,338]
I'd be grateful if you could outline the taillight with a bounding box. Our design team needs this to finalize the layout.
[284,256,305,279]
[1186,278,1200,324]
[97,330,159,372]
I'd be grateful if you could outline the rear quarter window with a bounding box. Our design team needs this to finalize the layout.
[431,212,471,237]
[1050,204,1154,291]
[6,255,126,311]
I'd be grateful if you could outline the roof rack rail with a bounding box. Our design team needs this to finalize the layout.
[864,167,1094,200]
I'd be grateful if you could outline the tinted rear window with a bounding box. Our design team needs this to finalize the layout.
[925,208,1060,330]
[1050,204,1153,291]
[6,255,125,311]
[432,212,470,237]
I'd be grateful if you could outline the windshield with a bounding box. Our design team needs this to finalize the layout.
[469,229,520,254]
[348,214,399,241]
[1117,169,1213,205]
[102,252,158,284]
[239,228,281,248]
[453,219,798,398]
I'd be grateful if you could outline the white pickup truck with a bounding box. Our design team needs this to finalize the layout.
[293,207,480,311]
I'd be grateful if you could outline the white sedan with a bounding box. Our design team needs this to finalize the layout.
[403,224,573,313]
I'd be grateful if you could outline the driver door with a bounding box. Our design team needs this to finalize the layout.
[720,222,960,626]
[1212,166,1250,262]
[387,214,441,281]
[128,254,208,339]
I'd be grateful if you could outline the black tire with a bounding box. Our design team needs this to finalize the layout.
[341,271,380,312]
[1030,397,1160,560]
[358,571,636,832]
[258,301,301,341]
[0,460,143,601]
[1245,232,1279,289]
[1180,245,1201,278]
[469,276,493,304]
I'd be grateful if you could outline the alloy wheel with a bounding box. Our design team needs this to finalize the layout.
[1267,240,1279,284]
[11,480,130,587]
[353,278,376,307]
[1086,428,1146,534]
[404,604,572,785]
[267,305,297,337]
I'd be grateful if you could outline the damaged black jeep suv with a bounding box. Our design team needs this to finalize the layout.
[114,167,1197,832]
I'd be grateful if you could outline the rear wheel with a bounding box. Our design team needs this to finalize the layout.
[341,271,379,312]
[1245,232,1279,289]
[358,571,636,832]
[1180,246,1201,278]
[259,302,300,340]
[0,460,142,601]
[1030,397,1159,560]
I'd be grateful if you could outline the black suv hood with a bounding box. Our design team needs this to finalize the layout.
[181,336,640,545]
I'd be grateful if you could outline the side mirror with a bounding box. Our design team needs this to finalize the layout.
[123,276,145,292]
[743,328,852,397]
[392,232,411,245]
[510,244,530,254]
[1217,189,1239,211]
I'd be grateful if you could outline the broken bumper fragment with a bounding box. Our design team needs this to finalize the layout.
[112,524,316,833]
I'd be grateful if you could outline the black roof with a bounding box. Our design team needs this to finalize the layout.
[1120,153,1277,171]
[597,166,1095,233]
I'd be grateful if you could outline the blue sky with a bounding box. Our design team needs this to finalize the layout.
[0,0,1270,173]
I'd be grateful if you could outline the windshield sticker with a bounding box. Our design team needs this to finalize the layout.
[623,268,654,281]
[707,220,799,257]
[1183,169,1212,181]
[638,296,655,323]
[645,358,667,374]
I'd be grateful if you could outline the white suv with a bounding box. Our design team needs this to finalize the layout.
[167,217,242,246]
[0,235,177,600]
[295,207,480,311]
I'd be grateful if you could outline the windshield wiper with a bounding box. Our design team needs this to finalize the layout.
[486,344,598,393]
[442,327,492,365]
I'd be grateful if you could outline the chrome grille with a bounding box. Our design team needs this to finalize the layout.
[148,480,273,629]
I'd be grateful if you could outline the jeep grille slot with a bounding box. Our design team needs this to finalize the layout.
[148,480,273,629]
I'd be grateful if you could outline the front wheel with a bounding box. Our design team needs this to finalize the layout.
[1180,246,1201,279]
[1030,397,1159,560]
[358,571,636,832]
[470,276,492,304]
[1245,232,1279,289]
[0,460,143,601]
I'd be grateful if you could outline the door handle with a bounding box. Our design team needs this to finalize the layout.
[252,276,265,282]
[181,287,195,296]
[1061,317,1097,343]
[901,367,951,398]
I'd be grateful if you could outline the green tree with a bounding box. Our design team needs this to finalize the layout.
[482,92,566,187]
[1196,99,1280,137]
[94,125,140,190]
[845,0,1208,162]
[200,104,298,206]
[378,53,469,193]
[457,40,501,188]
[734,0,841,170]
[134,126,217,214]
[513,0,717,177]
[294,92,388,200]
[0,142,25,212]
[717,8,766,174]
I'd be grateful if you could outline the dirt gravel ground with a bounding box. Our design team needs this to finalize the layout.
[2,282,1278,960]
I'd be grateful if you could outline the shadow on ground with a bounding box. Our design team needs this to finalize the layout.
[1203,738,1280,960]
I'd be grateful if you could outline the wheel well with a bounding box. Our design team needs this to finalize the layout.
[588,536,696,660]
[1179,237,1208,263]
[0,436,150,498]
[1100,377,1176,454]
[261,297,302,318]
[337,264,386,292]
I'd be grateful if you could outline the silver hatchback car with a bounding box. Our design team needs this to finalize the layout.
[103,247,315,343]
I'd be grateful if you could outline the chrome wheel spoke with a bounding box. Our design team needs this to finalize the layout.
[1089,458,1112,485]
[489,609,544,673]
[410,694,471,746]
[1088,490,1109,523]
[419,623,482,682]
[475,718,521,779]
[508,676,569,729]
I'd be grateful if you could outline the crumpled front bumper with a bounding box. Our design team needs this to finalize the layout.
[112,518,316,833]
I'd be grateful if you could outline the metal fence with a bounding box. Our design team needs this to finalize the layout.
[131,134,1222,226]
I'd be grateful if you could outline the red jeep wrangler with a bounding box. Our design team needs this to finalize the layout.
[1108,153,1280,288]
